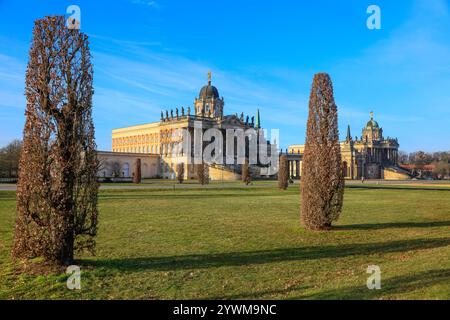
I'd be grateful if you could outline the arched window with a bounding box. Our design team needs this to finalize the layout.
[123,163,130,177]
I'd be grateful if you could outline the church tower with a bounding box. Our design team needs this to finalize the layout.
[194,71,224,118]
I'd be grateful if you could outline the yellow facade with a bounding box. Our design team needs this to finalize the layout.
[112,122,160,154]
[110,73,263,180]
[288,113,409,180]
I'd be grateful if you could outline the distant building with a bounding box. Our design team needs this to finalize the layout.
[288,112,411,180]
[100,72,275,181]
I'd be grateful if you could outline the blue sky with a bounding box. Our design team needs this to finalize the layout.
[0,0,449,152]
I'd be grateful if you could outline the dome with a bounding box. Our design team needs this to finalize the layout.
[366,112,379,128]
[199,71,220,99]
[366,119,379,128]
[199,83,219,99]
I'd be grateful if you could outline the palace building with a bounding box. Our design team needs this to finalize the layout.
[287,112,410,180]
[99,73,275,181]
[98,73,408,181]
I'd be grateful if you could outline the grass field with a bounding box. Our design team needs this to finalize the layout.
[0,183,449,300]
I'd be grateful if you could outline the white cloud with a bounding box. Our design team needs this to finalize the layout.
[92,37,308,127]
[0,53,26,110]
[132,0,159,8]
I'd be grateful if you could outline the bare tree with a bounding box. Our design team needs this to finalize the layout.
[278,154,289,190]
[0,140,22,178]
[301,73,344,231]
[177,163,185,184]
[133,159,142,184]
[433,161,450,179]
[13,16,98,266]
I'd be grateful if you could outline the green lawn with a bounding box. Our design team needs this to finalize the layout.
[0,184,449,300]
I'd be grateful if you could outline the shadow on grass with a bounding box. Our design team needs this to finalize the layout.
[299,268,450,299]
[220,268,450,300]
[347,185,450,192]
[99,192,288,201]
[206,285,314,300]
[336,221,450,231]
[84,237,450,272]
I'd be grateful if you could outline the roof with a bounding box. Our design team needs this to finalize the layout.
[199,83,220,99]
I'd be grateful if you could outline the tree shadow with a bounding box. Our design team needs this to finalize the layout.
[347,185,450,192]
[84,237,450,272]
[99,192,284,202]
[335,221,450,231]
[210,268,450,299]
[205,285,314,300]
[298,268,450,299]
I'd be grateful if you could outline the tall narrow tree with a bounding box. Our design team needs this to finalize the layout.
[242,158,251,185]
[278,154,289,190]
[133,159,142,184]
[177,163,185,184]
[13,16,98,266]
[196,163,205,185]
[301,73,344,230]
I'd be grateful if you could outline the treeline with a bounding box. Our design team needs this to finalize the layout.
[398,150,450,179]
[399,150,450,165]
[2,141,450,179]
[0,140,22,178]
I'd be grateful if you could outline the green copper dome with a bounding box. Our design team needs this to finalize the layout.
[366,119,379,128]
[366,112,379,128]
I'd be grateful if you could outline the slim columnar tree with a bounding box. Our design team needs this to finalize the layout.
[196,163,205,185]
[177,163,185,184]
[301,73,344,231]
[13,16,99,266]
[242,158,251,185]
[278,154,289,190]
[203,164,209,185]
[196,163,209,185]
[133,159,142,184]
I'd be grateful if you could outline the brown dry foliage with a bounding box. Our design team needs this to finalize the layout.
[133,159,142,184]
[196,163,209,185]
[242,159,251,185]
[12,16,99,266]
[278,155,289,190]
[177,163,185,184]
[301,73,344,231]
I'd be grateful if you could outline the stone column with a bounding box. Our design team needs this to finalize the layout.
[291,161,294,178]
